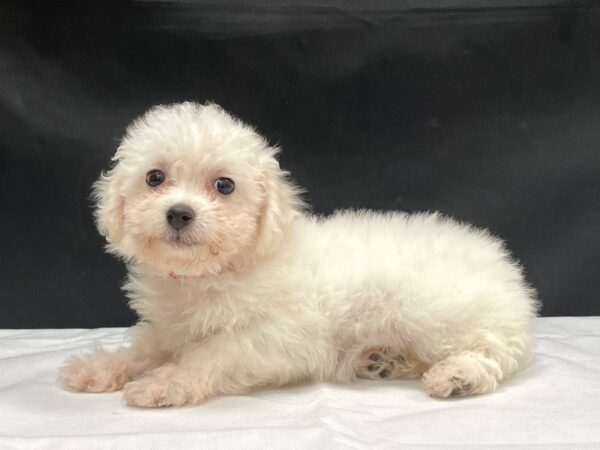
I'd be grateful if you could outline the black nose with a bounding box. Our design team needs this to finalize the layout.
[166,204,195,230]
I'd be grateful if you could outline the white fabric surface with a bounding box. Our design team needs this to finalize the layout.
[0,317,599,449]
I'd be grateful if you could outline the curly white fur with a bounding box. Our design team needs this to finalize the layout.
[60,102,538,407]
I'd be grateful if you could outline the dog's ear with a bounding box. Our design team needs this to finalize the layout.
[92,157,125,245]
[255,150,303,256]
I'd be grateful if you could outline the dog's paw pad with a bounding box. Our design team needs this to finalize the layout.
[368,353,383,362]
[357,348,409,380]
[448,377,473,397]
[449,382,474,397]
[367,362,383,372]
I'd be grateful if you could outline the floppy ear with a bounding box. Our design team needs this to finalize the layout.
[255,151,304,256]
[92,159,125,245]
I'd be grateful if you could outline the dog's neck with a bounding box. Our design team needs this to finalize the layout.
[168,271,201,281]
[164,249,279,282]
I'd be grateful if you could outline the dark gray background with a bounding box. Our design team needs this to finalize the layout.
[1,1,599,327]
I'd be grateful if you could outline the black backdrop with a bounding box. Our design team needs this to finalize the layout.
[1,1,599,328]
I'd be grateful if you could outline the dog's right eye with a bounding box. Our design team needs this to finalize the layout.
[146,169,165,187]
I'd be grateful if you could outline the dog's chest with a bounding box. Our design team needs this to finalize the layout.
[141,282,255,353]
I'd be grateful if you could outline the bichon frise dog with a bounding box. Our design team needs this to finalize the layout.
[61,102,538,407]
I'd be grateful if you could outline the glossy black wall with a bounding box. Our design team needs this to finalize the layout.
[1,1,599,327]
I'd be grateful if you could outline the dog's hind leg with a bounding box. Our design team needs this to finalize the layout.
[421,351,504,397]
[422,328,532,398]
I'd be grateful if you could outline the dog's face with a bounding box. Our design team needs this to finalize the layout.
[93,103,301,277]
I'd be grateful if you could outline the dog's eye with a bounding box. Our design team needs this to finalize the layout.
[214,177,235,195]
[146,169,165,187]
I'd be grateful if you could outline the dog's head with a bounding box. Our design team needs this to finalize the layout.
[93,102,303,277]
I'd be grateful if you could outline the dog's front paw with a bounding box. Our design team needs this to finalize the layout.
[60,352,129,393]
[122,366,203,407]
[123,378,186,407]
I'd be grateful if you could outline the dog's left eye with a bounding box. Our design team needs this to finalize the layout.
[146,169,165,187]
[214,177,235,195]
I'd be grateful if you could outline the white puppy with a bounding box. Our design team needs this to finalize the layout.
[61,102,538,407]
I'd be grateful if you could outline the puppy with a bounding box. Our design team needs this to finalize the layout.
[61,102,538,407]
